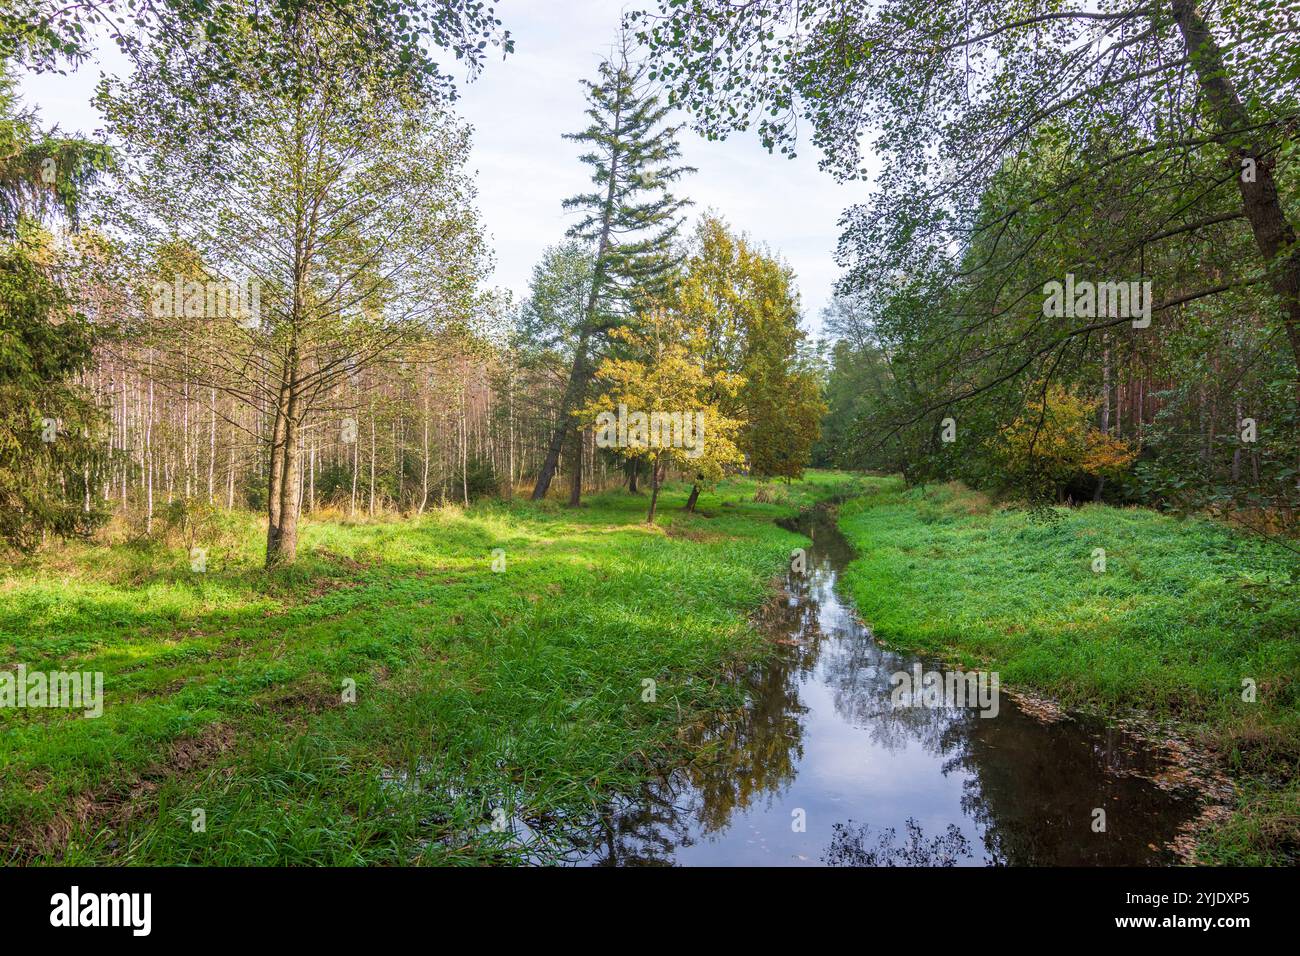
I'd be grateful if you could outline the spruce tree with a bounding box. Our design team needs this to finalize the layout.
[531,30,692,504]
[0,65,109,550]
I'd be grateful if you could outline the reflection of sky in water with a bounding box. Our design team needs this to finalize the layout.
[648,567,985,866]
[664,680,984,866]
[568,510,1199,867]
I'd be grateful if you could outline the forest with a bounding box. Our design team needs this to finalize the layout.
[2,19,822,560]
[1,0,1298,881]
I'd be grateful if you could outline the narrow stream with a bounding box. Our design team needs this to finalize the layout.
[570,506,1201,866]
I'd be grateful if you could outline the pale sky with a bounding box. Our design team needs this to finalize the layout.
[17,0,864,332]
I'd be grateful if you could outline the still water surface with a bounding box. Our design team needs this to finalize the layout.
[568,507,1199,866]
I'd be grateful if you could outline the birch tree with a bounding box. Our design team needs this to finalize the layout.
[100,7,488,566]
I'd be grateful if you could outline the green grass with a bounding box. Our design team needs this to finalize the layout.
[836,478,1300,865]
[0,471,862,865]
[11,468,1290,865]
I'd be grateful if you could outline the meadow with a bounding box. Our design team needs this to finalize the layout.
[4,469,1296,865]
[0,472,860,864]
[837,478,1300,865]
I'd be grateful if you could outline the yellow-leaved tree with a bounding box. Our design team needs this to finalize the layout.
[578,306,745,522]
[993,383,1137,501]
[674,215,825,497]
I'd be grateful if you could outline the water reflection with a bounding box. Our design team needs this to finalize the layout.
[568,508,1199,866]
[824,818,974,867]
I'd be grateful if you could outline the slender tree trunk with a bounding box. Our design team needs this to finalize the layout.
[267,383,287,531]
[296,428,305,515]
[567,426,583,507]
[369,413,377,516]
[267,431,298,563]
[266,366,304,568]
[1100,337,1112,436]
[350,427,358,517]
[182,379,191,499]
[392,419,401,510]
[268,409,302,567]
[144,375,154,533]
[419,391,430,513]
[533,328,591,500]
[646,453,662,523]
[507,369,516,497]
[460,381,469,506]
[1206,375,1220,480]
[208,387,216,503]
[685,483,700,512]
[464,383,471,506]
[1233,397,1243,482]
[1094,339,1111,501]
[265,381,288,561]
[226,412,236,509]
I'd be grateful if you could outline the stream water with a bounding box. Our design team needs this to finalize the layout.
[567,506,1201,866]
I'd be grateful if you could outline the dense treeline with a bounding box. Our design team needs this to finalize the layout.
[15,0,1295,566]
[2,4,823,565]
[640,0,1300,533]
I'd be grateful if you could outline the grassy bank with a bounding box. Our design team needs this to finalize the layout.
[836,478,1300,865]
[0,471,861,865]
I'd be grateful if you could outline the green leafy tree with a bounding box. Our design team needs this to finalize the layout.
[4,0,510,102]
[516,241,596,357]
[636,0,1300,492]
[101,8,489,567]
[675,214,823,497]
[1,62,111,237]
[815,296,895,468]
[0,234,103,548]
[993,383,1138,503]
[578,305,744,522]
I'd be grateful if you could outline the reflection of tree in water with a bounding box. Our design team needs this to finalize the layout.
[659,547,861,834]
[818,631,977,758]
[574,553,829,864]
[814,549,1193,866]
[950,714,1194,865]
[576,644,814,864]
[683,655,807,833]
[822,817,974,867]
[560,512,1197,867]
[579,778,696,866]
[805,524,988,761]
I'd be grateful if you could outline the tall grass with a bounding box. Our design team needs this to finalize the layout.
[1,473,862,864]
[837,478,1300,864]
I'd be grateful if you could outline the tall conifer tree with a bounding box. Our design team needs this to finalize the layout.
[531,29,692,504]
[0,64,110,549]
